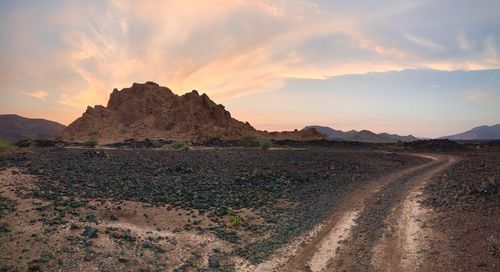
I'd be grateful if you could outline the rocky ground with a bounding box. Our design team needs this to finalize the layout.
[1,144,499,272]
[0,147,427,271]
[421,151,500,272]
[285,149,499,272]
[281,153,456,272]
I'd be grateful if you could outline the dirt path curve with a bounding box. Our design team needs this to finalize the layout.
[279,153,457,272]
[371,155,457,272]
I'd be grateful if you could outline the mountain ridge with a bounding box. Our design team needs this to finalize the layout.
[440,124,500,140]
[304,125,418,143]
[0,114,66,142]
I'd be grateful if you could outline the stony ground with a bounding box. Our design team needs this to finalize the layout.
[281,153,456,272]
[2,146,498,272]
[0,147,427,271]
[421,151,500,272]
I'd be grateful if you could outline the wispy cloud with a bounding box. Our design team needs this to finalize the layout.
[483,36,499,66]
[22,90,49,100]
[465,90,498,103]
[1,0,500,128]
[457,32,472,51]
[404,34,445,51]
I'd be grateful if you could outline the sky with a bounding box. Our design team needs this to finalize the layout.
[1,0,499,137]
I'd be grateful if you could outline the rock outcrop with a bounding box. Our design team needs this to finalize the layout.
[62,82,324,143]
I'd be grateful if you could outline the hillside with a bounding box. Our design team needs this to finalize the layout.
[62,82,324,143]
[0,114,66,142]
[441,124,500,140]
[304,125,418,143]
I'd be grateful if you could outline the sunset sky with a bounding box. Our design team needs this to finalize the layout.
[1,0,499,137]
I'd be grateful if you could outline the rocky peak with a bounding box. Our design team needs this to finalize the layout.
[63,82,254,143]
[62,82,324,143]
[107,82,175,110]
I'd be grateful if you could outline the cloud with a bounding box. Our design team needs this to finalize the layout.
[457,32,472,51]
[483,36,499,66]
[465,90,498,103]
[247,1,285,18]
[404,34,445,51]
[22,90,49,100]
[1,0,500,126]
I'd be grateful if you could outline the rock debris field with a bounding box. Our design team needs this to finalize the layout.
[0,147,426,271]
[1,145,499,271]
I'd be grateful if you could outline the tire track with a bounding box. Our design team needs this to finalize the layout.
[372,155,457,272]
[282,154,455,272]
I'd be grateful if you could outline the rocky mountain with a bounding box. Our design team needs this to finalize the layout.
[0,114,66,142]
[440,124,500,140]
[62,82,325,143]
[304,125,418,143]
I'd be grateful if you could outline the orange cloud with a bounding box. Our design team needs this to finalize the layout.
[22,90,49,100]
[2,0,499,128]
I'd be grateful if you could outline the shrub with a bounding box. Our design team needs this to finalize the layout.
[259,140,272,150]
[0,139,11,153]
[393,140,404,149]
[238,135,256,147]
[170,141,188,150]
[83,140,98,148]
[226,210,242,228]
[151,140,163,148]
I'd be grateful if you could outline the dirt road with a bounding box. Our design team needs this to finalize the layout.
[278,153,457,272]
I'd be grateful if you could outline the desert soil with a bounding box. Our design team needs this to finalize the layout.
[0,147,498,271]
[280,154,455,272]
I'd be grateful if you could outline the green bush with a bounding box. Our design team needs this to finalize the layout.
[393,140,404,149]
[259,140,272,150]
[226,210,242,228]
[0,139,11,153]
[238,135,256,147]
[151,140,163,148]
[83,140,98,148]
[170,141,188,150]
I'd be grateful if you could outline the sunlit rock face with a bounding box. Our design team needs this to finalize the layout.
[62,82,324,143]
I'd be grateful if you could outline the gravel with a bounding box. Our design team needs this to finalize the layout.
[421,152,500,271]
[2,147,428,264]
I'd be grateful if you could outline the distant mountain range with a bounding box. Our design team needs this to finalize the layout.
[440,124,500,140]
[304,125,419,143]
[0,114,66,142]
[2,110,498,144]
